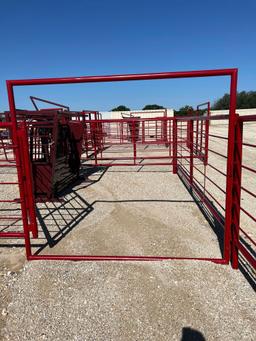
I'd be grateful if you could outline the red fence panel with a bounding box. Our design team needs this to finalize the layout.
[177,114,230,264]
[3,68,239,263]
[233,115,256,270]
[0,121,38,251]
[82,117,174,167]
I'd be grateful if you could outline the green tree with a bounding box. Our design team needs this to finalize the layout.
[142,104,165,110]
[212,93,230,110]
[174,105,194,116]
[213,91,256,110]
[111,105,130,111]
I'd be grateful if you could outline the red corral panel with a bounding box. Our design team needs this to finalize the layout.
[82,117,173,167]
[2,68,251,269]
[0,119,38,253]
[235,115,256,270]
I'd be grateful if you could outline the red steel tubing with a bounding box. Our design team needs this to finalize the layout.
[242,142,256,148]
[240,207,256,223]
[7,69,238,88]
[230,116,243,269]
[223,69,238,264]
[208,148,227,159]
[0,232,24,238]
[241,186,256,199]
[0,216,21,220]
[207,163,227,177]
[209,133,229,140]
[241,164,256,174]
[30,96,70,111]
[193,165,226,194]
[189,121,194,185]
[172,118,178,174]
[29,254,226,263]
[4,68,239,265]
[178,166,225,226]
[237,242,256,269]
[87,162,173,167]
[239,227,256,247]
[91,156,172,161]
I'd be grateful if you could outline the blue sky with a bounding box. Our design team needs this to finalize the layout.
[0,0,255,112]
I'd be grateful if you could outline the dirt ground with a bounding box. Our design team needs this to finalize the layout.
[0,167,255,341]
[0,122,256,340]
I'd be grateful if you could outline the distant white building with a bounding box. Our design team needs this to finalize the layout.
[100,108,174,119]
[210,108,256,117]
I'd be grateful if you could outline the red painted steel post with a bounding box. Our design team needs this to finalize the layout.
[200,120,203,156]
[204,102,210,165]
[91,122,98,165]
[19,122,38,238]
[133,120,137,165]
[223,69,238,265]
[172,118,178,174]
[163,118,168,144]
[142,121,145,143]
[195,110,199,155]
[6,83,34,259]
[230,115,243,269]
[189,120,194,185]
[186,122,190,149]
[120,122,123,143]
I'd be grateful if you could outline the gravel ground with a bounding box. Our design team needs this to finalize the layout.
[31,167,222,258]
[2,261,256,341]
[0,123,256,340]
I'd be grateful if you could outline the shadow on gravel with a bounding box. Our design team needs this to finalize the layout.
[32,166,109,254]
[238,256,256,291]
[181,327,206,341]
[178,171,225,257]
[178,171,256,291]
[32,166,196,255]
[0,166,107,251]
[34,190,93,254]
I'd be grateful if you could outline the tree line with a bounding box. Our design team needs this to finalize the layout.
[111,91,256,114]
[212,91,256,110]
[111,104,165,111]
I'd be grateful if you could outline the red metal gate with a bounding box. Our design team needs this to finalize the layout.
[3,68,254,269]
[82,117,173,167]
[0,119,38,257]
[231,115,256,270]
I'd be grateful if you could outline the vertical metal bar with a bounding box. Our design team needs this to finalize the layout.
[163,118,168,143]
[92,122,98,165]
[120,122,123,143]
[186,121,190,149]
[6,83,33,259]
[231,115,243,269]
[49,113,58,198]
[133,120,136,165]
[200,119,203,156]
[19,122,38,238]
[85,123,89,157]
[204,102,210,165]
[172,118,178,174]
[196,111,199,154]
[189,120,194,185]
[224,69,238,264]
[99,122,103,158]
[142,121,145,143]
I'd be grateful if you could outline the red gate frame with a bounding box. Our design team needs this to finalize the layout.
[6,68,238,263]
